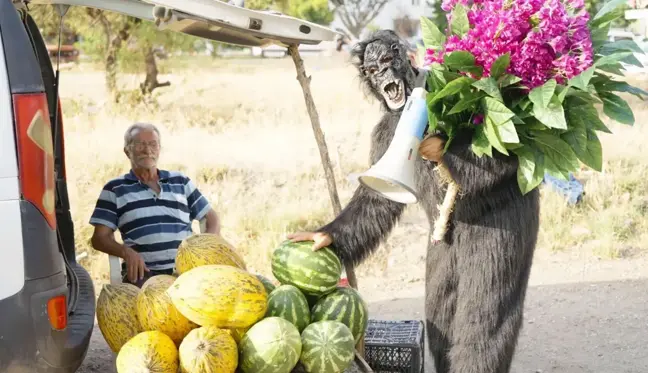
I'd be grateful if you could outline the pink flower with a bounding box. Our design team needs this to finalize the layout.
[424,0,594,88]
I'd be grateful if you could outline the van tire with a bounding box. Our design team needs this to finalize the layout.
[66,263,96,352]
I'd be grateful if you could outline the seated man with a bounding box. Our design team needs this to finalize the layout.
[89,122,220,287]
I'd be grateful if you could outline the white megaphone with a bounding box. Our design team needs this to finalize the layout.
[356,84,429,204]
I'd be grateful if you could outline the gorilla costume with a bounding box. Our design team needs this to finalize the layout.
[315,30,541,372]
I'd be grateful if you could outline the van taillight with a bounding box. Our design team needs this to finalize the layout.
[13,93,56,229]
[47,295,67,330]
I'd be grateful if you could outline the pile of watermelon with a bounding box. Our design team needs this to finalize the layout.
[95,234,369,373]
[241,239,370,373]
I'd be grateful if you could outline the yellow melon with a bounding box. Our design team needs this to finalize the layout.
[116,331,178,373]
[96,283,142,353]
[179,326,238,373]
[136,275,199,346]
[175,233,246,274]
[167,264,267,329]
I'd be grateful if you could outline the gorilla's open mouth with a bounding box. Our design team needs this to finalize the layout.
[380,79,406,110]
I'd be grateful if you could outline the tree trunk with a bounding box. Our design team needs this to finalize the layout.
[105,19,138,102]
[140,45,171,95]
[287,44,370,368]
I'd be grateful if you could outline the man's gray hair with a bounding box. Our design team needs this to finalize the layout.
[124,122,161,147]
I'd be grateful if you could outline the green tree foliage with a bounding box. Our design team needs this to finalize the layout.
[285,0,334,25]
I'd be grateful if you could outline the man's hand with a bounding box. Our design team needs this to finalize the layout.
[122,246,149,283]
[287,231,332,251]
[419,135,446,163]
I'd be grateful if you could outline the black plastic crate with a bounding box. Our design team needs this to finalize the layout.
[363,319,424,373]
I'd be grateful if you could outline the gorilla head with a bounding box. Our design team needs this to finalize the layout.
[350,30,419,112]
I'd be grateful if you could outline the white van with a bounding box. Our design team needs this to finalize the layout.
[0,1,336,371]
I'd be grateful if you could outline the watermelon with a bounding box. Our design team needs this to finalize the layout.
[310,287,368,344]
[271,240,342,296]
[256,274,277,295]
[299,321,356,373]
[238,317,302,373]
[265,284,311,332]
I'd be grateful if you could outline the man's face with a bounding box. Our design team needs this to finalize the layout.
[125,129,160,169]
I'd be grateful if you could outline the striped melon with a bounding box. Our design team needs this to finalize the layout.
[310,287,368,344]
[265,284,311,332]
[167,264,267,329]
[271,240,342,296]
[136,275,199,346]
[255,274,276,295]
[300,321,356,373]
[96,283,142,353]
[115,330,179,373]
[238,317,302,373]
[179,326,238,373]
[176,233,246,274]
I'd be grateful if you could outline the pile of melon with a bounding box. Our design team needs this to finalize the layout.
[96,234,369,373]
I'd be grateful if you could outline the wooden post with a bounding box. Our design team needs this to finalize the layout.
[287,44,371,372]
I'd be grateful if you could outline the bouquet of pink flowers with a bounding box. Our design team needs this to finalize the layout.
[419,0,647,241]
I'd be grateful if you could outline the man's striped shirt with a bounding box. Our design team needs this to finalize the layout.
[89,169,211,271]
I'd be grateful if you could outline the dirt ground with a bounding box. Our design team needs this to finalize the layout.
[77,248,648,373]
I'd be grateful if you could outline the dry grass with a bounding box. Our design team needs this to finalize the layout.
[57,54,648,288]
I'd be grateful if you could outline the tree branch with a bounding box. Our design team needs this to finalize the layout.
[286,44,359,290]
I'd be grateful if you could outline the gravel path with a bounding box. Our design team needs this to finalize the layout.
[78,252,648,373]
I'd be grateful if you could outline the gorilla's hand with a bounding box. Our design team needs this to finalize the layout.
[287,231,332,251]
[419,135,446,162]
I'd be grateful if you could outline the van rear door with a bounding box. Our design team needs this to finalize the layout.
[28,0,338,46]
[0,5,24,301]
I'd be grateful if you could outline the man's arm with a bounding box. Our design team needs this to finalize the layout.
[203,208,221,234]
[185,176,220,234]
[90,225,127,258]
[89,185,148,282]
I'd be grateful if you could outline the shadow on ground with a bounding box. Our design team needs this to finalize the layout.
[77,278,648,373]
[367,278,648,373]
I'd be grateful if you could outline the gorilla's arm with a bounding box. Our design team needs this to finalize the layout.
[316,115,406,267]
[441,134,519,197]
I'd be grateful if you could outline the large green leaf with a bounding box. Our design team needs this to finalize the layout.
[482,96,515,125]
[532,95,567,129]
[428,76,474,104]
[595,51,634,67]
[444,51,482,75]
[512,145,545,195]
[420,16,446,50]
[447,91,486,114]
[593,0,630,21]
[575,129,603,171]
[591,23,612,50]
[484,116,508,155]
[596,63,626,76]
[600,39,645,55]
[566,99,611,133]
[451,4,470,37]
[591,6,623,27]
[599,91,635,125]
[561,127,587,154]
[568,66,596,91]
[471,124,492,157]
[490,53,511,78]
[531,131,580,178]
[597,80,648,100]
[472,77,503,102]
[496,120,520,143]
[499,74,522,87]
[529,79,556,108]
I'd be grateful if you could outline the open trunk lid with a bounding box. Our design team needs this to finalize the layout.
[26,0,339,47]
